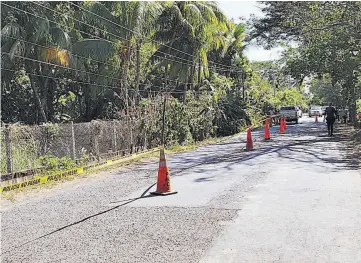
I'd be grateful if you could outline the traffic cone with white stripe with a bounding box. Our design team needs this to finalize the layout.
[151,148,177,196]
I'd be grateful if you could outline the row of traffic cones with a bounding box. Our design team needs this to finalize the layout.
[152,117,288,196]
[246,117,288,151]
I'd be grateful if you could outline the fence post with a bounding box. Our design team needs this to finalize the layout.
[5,125,13,175]
[94,135,100,161]
[112,120,117,152]
[70,121,76,160]
[144,129,147,151]
[130,119,134,154]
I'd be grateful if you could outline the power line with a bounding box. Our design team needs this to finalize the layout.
[2,51,196,90]
[1,34,116,69]
[29,1,241,73]
[1,34,195,86]
[31,1,215,70]
[2,51,125,84]
[2,3,245,95]
[1,67,208,95]
[4,2,235,74]
[68,1,241,71]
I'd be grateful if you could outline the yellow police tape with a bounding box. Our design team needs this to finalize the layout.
[0,148,159,194]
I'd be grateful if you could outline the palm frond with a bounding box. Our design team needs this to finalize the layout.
[31,15,50,43]
[205,2,228,23]
[184,4,203,25]
[1,22,25,44]
[9,40,26,61]
[85,2,122,37]
[50,27,72,49]
[42,46,70,66]
[195,3,217,24]
[169,3,183,22]
[72,39,115,63]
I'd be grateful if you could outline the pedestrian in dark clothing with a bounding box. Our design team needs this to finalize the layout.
[325,103,336,136]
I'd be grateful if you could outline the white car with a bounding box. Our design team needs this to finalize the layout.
[280,106,300,124]
[309,106,323,117]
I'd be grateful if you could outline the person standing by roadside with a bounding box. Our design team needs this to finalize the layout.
[325,103,336,136]
[335,107,340,122]
[339,108,345,123]
[343,108,348,124]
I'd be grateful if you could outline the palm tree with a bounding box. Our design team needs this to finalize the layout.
[1,2,72,123]
[152,1,229,99]
[82,1,164,109]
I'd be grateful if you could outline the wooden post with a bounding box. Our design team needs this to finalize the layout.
[130,119,134,154]
[112,120,117,152]
[144,129,147,151]
[94,135,100,161]
[5,125,13,175]
[70,121,76,160]
[162,96,166,147]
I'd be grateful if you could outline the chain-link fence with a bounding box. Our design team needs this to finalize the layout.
[1,106,163,180]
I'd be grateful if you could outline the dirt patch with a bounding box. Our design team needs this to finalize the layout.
[336,124,361,170]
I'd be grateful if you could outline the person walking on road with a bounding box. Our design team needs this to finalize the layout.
[325,103,336,136]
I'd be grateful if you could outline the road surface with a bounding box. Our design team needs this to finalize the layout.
[1,116,360,263]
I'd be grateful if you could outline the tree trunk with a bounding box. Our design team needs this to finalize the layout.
[40,77,50,121]
[46,79,55,122]
[197,57,201,92]
[164,32,177,88]
[121,41,132,113]
[30,77,47,123]
[190,62,196,90]
[183,65,191,103]
[84,74,92,122]
[135,41,141,105]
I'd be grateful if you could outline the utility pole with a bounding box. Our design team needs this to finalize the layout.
[161,96,166,147]
[161,83,166,147]
[273,74,277,97]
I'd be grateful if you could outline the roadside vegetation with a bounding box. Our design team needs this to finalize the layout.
[1,2,308,175]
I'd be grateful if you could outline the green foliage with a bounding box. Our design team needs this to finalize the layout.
[38,155,76,171]
[1,1,316,176]
[251,2,361,123]
[165,98,193,146]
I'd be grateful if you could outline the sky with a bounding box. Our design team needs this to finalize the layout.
[218,1,284,62]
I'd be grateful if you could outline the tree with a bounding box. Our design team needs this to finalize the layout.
[250,1,361,123]
[1,2,72,123]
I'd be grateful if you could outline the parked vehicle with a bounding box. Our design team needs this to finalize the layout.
[309,106,323,117]
[280,106,300,124]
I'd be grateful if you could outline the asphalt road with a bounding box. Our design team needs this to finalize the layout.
[1,116,360,263]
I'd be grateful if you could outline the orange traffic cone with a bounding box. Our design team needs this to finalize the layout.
[280,118,285,133]
[283,117,287,129]
[264,119,271,140]
[151,148,177,196]
[315,115,318,122]
[246,127,253,151]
